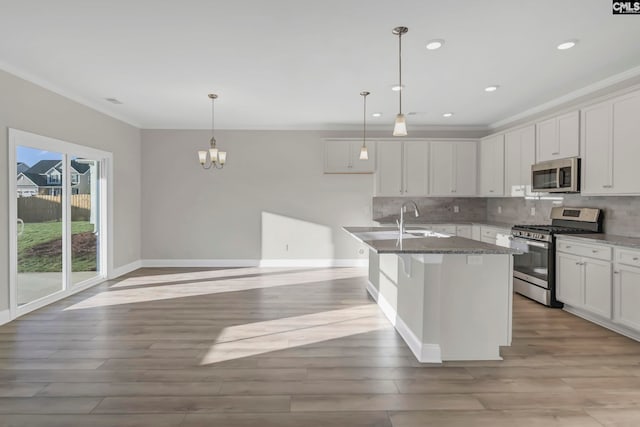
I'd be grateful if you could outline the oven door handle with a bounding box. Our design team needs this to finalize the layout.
[512,237,549,249]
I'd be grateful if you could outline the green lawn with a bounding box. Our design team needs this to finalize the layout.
[18,221,97,273]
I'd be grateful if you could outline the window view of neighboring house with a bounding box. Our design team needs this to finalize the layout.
[16,160,91,197]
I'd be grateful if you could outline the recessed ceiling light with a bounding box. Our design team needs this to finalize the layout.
[557,39,578,50]
[426,39,445,50]
[391,84,405,91]
[442,112,454,118]
[484,85,499,92]
[371,112,383,117]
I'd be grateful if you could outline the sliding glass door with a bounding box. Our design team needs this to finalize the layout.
[16,146,66,306]
[9,129,111,317]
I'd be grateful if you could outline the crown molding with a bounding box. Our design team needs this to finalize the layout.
[490,64,640,130]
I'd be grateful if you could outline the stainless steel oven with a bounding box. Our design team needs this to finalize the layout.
[531,157,580,193]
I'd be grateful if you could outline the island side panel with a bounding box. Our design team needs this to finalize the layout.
[434,254,512,360]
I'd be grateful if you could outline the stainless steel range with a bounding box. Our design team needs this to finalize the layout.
[511,207,603,307]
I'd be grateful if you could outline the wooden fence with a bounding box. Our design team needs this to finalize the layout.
[17,195,92,222]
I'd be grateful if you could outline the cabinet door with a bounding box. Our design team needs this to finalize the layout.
[456,225,472,239]
[375,141,403,196]
[611,91,640,194]
[324,140,351,173]
[614,264,640,330]
[557,111,580,158]
[520,125,536,195]
[403,141,429,196]
[581,102,613,195]
[349,141,376,173]
[480,135,504,196]
[556,252,583,307]
[536,118,557,162]
[504,129,523,197]
[583,258,612,319]
[454,141,478,196]
[429,141,454,196]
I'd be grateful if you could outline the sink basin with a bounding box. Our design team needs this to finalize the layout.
[354,229,451,241]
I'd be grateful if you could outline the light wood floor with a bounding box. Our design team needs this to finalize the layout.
[1,267,639,426]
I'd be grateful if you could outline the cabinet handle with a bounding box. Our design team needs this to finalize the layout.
[633,257,639,261]
[592,250,598,254]
[603,185,612,188]
[575,262,581,265]
[614,271,620,274]
[565,245,572,249]
[489,190,494,193]
[551,152,560,155]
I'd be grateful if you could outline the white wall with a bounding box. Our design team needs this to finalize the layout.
[0,69,142,311]
[141,130,378,262]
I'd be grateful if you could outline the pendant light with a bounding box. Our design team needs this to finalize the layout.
[392,26,408,137]
[197,94,227,170]
[359,91,370,160]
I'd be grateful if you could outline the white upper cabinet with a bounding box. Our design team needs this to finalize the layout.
[581,89,640,195]
[324,139,375,173]
[375,141,403,195]
[536,110,580,162]
[504,125,535,197]
[429,140,477,196]
[479,134,505,197]
[403,141,430,197]
[375,140,430,196]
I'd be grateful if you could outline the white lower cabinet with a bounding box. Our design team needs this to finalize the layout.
[614,250,640,331]
[556,241,612,316]
[614,264,640,330]
[583,258,612,318]
[556,237,640,341]
[456,225,472,239]
[556,252,583,307]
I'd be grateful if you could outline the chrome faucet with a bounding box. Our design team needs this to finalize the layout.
[398,200,420,235]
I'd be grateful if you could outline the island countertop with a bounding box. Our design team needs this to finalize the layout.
[344,226,521,255]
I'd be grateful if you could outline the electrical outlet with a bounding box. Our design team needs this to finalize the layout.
[497,206,502,214]
[453,205,459,213]
[358,248,365,255]
[530,207,536,216]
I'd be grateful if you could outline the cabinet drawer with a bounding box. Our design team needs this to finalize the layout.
[481,228,498,240]
[616,248,640,267]
[557,240,612,261]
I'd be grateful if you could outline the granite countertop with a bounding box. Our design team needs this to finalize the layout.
[373,216,514,230]
[557,233,640,250]
[343,226,520,255]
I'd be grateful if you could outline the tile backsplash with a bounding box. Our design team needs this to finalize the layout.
[487,195,640,237]
[372,197,487,223]
[373,195,640,237]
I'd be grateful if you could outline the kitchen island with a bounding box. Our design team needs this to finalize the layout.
[344,226,520,363]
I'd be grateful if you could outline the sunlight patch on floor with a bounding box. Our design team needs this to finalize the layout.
[200,305,392,364]
[63,267,366,310]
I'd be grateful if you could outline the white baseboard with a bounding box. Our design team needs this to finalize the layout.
[0,309,10,326]
[141,259,368,268]
[109,260,142,279]
[259,259,367,268]
[564,305,640,343]
[141,259,259,268]
[366,280,442,364]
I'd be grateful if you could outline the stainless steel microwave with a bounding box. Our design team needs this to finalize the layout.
[531,157,580,193]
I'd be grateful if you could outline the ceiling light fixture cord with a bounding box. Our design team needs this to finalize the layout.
[398,30,402,115]
[363,92,367,147]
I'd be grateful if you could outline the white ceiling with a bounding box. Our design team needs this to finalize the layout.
[2,0,640,130]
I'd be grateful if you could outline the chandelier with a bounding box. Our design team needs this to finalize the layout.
[197,94,227,169]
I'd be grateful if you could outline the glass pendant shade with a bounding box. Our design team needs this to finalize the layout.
[359,146,369,160]
[209,147,219,161]
[393,113,408,137]
[197,150,207,165]
[218,151,227,165]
